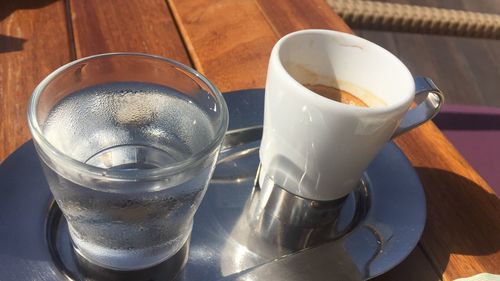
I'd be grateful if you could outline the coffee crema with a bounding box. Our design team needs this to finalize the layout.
[305,84,385,107]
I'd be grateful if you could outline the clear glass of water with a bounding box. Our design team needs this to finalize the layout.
[27,53,229,271]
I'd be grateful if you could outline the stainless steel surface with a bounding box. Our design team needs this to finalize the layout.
[243,172,353,254]
[393,76,444,137]
[222,126,263,150]
[0,89,426,280]
[212,172,364,271]
[257,173,349,228]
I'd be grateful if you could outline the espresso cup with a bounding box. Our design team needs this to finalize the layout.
[259,29,443,201]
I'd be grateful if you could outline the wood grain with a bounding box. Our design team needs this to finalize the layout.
[168,0,277,92]
[69,0,190,65]
[170,0,500,280]
[0,0,71,162]
[256,0,351,35]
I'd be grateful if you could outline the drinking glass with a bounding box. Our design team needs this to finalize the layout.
[28,53,229,270]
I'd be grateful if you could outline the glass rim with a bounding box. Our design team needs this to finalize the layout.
[28,52,229,181]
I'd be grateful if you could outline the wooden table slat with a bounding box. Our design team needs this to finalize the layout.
[69,0,191,65]
[0,0,72,162]
[168,0,277,92]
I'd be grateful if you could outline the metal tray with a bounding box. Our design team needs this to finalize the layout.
[0,89,426,280]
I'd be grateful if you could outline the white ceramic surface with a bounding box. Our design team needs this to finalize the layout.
[259,29,416,201]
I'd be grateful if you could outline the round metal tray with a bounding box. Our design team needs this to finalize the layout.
[0,89,426,280]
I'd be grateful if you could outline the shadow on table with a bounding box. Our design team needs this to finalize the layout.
[1,0,56,21]
[0,34,27,53]
[375,167,500,280]
[1,0,57,53]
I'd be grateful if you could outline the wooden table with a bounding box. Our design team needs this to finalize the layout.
[1,0,498,280]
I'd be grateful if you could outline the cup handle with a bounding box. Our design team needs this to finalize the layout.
[391,76,444,138]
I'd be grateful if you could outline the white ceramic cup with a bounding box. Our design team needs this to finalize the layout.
[259,29,443,201]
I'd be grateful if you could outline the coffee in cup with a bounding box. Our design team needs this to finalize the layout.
[304,84,386,108]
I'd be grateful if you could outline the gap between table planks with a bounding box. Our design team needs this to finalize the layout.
[0,0,192,162]
[68,0,191,65]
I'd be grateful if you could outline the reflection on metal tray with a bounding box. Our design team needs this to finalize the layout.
[0,89,426,281]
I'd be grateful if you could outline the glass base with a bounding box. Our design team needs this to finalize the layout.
[69,222,192,271]
[72,235,190,281]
